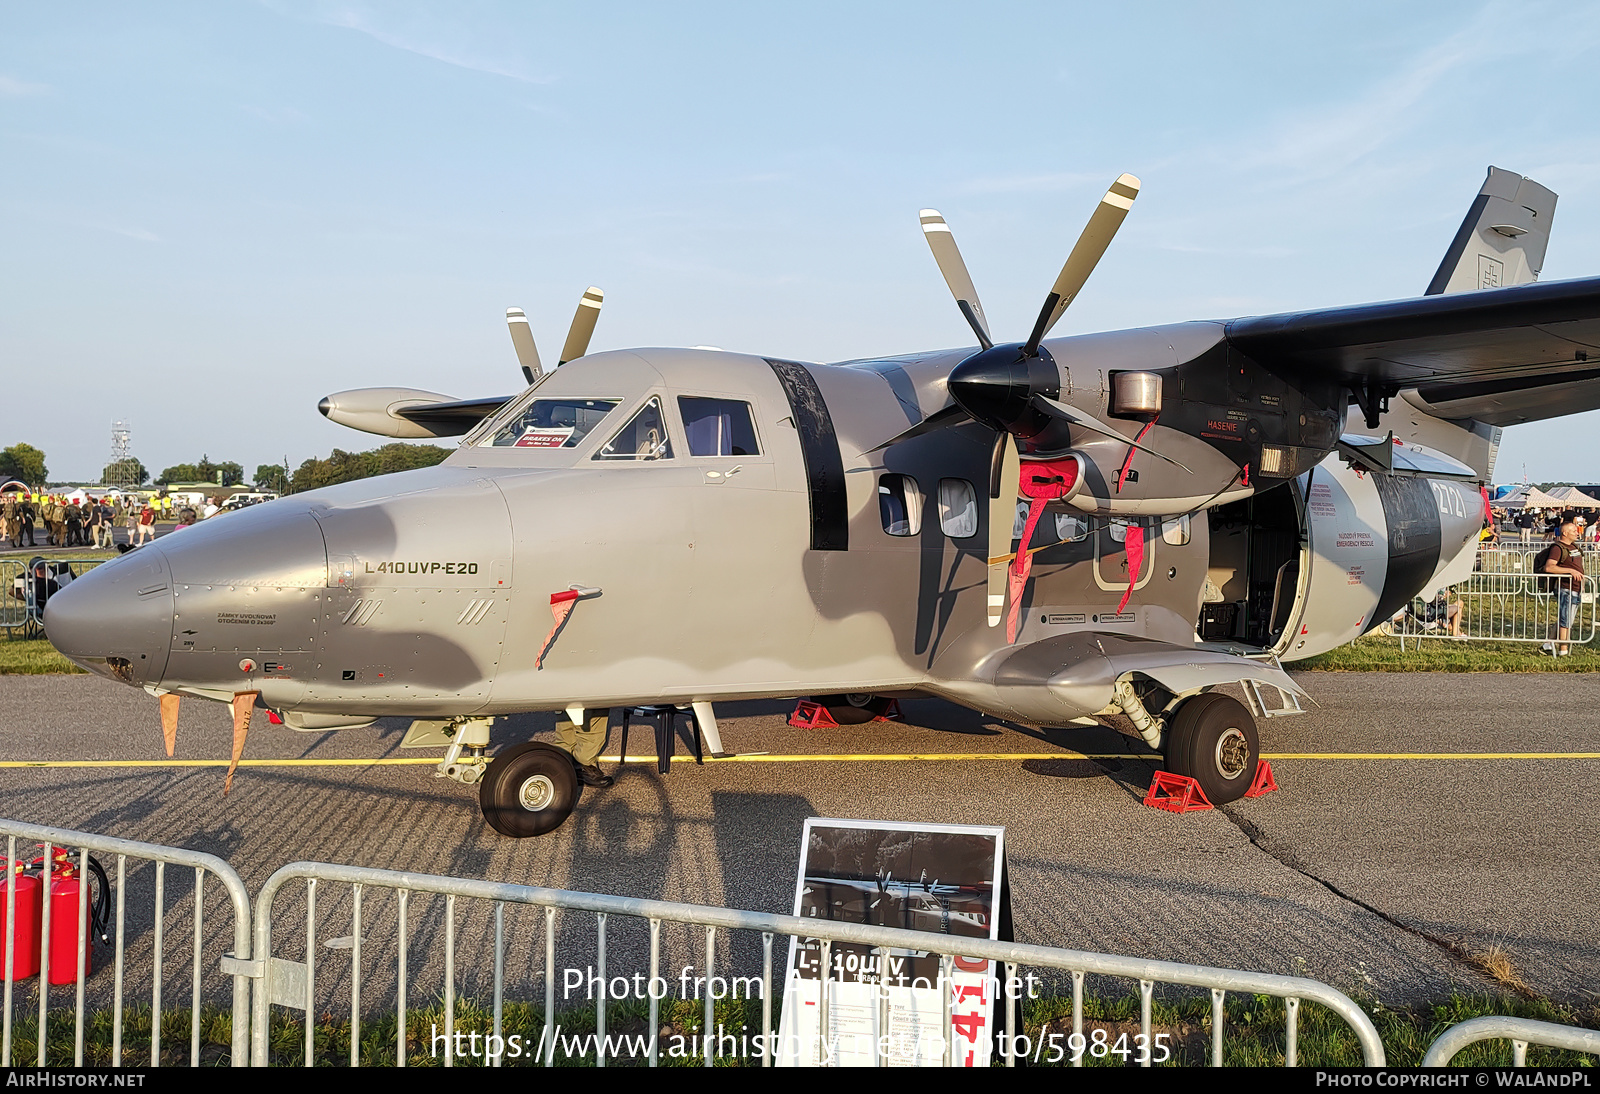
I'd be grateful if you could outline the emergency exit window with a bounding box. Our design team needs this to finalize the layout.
[679,397,760,456]
[879,474,922,536]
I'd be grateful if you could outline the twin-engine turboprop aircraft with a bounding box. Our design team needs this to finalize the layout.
[46,167,1599,836]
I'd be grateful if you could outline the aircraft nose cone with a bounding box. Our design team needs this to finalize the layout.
[43,549,174,688]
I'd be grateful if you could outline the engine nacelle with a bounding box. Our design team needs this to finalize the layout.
[318,387,460,439]
[1278,453,1484,660]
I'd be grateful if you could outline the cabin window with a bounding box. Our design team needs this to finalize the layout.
[1055,513,1089,542]
[1162,514,1191,545]
[937,479,978,538]
[878,474,922,536]
[679,397,761,456]
[486,398,619,448]
[594,397,674,461]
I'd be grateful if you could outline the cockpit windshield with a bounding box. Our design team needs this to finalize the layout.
[480,398,620,448]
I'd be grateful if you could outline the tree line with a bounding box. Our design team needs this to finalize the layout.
[0,441,450,492]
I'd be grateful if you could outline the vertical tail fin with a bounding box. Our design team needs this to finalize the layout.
[1425,167,1557,295]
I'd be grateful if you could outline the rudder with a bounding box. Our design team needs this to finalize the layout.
[1424,166,1556,295]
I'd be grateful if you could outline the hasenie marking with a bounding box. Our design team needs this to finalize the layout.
[365,561,480,575]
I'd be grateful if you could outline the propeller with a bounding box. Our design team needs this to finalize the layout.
[506,286,606,385]
[987,434,1021,628]
[894,176,1175,625]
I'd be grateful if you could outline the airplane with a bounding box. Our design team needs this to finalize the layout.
[44,165,1598,838]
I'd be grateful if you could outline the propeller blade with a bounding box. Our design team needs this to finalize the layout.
[1024,174,1141,354]
[507,308,543,385]
[860,403,974,455]
[986,432,1020,628]
[558,286,605,366]
[920,210,993,350]
[1032,394,1191,472]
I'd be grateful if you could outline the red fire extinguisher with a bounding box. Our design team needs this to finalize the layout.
[20,851,111,986]
[0,867,41,980]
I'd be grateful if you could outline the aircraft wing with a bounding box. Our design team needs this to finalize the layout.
[1227,275,1600,425]
[393,395,513,436]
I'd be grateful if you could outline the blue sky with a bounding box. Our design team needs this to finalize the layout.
[4,1,1600,483]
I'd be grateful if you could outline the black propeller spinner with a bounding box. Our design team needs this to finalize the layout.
[870,176,1156,461]
[947,341,1062,444]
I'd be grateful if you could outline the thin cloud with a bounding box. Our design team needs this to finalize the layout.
[0,75,51,97]
[279,3,555,85]
[93,224,161,243]
[1241,2,1600,187]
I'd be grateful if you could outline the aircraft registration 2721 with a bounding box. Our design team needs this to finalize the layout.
[46,166,1599,836]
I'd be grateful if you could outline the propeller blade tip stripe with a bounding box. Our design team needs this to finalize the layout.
[584,286,604,297]
[1101,191,1136,211]
[506,308,527,319]
[1114,173,1141,190]
[579,297,602,309]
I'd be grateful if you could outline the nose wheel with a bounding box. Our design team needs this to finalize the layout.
[1163,693,1259,805]
[479,742,579,837]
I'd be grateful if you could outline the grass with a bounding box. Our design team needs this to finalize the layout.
[0,638,85,675]
[1297,633,1600,672]
[0,991,1592,1067]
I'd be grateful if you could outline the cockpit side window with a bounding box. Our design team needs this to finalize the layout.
[678,397,760,456]
[594,396,674,461]
[483,398,619,448]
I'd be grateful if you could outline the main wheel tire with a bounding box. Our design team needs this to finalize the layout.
[813,694,891,725]
[1164,693,1259,805]
[479,742,580,837]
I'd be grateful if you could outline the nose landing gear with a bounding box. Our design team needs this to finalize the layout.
[479,742,580,837]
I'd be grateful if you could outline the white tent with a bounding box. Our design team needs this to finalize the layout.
[1544,485,1600,507]
[1495,485,1567,509]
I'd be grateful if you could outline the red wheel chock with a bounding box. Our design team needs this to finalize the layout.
[1143,761,1277,813]
[787,700,837,729]
[1243,759,1278,798]
[1142,772,1214,813]
[787,699,902,729]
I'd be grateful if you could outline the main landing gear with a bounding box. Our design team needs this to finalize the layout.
[1162,693,1259,805]
[812,693,893,725]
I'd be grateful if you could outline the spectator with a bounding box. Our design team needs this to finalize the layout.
[135,501,156,545]
[1539,521,1585,656]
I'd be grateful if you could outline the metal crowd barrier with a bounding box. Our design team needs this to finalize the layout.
[1422,1015,1600,1066]
[248,861,1386,1068]
[1386,569,1598,650]
[0,819,252,1067]
[1,557,109,639]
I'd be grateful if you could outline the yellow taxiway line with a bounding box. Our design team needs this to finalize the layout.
[0,751,1597,769]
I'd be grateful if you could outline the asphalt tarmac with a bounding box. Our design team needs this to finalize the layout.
[0,670,1593,1035]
